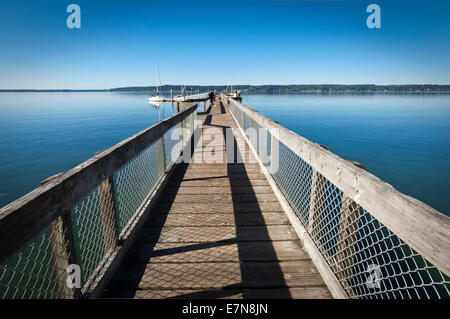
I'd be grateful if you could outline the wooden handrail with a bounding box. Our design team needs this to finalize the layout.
[0,104,197,264]
[222,94,450,276]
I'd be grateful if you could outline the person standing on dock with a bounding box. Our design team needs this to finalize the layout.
[209,90,215,104]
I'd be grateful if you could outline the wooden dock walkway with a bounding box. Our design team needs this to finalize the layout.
[2,92,448,300]
[103,98,331,299]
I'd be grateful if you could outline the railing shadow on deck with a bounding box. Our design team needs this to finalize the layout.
[227,124,291,298]
[103,100,291,299]
[164,123,291,299]
[222,93,450,299]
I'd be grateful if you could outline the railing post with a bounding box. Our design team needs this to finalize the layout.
[308,145,329,235]
[98,176,118,252]
[335,160,366,297]
[48,210,81,299]
[42,174,80,299]
[269,132,279,173]
[181,118,186,147]
[308,169,327,235]
[156,136,166,176]
[251,117,258,153]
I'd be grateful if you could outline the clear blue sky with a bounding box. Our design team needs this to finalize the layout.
[0,0,449,89]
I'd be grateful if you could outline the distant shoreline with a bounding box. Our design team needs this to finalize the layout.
[1,84,450,94]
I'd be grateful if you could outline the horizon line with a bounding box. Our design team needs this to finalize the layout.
[1,83,450,91]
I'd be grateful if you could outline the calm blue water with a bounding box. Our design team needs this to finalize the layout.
[0,93,449,216]
[245,94,450,215]
[0,92,176,208]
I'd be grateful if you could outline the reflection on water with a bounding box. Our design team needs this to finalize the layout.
[0,92,175,207]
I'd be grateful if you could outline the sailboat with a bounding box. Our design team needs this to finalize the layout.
[148,66,165,106]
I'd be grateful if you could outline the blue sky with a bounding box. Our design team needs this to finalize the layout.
[0,0,449,89]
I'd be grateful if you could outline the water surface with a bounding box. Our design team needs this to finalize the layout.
[1,92,449,216]
[244,94,450,215]
[0,92,175,207]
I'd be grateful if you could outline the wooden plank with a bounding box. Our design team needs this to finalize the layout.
[153,202,285,214]
[192,142,247,147]
[156,136,166,175]
[180,164,260,170]
[107,261,325,290]
[188,158,258,165]
[167,179,269,188]
[159,193,279,203]
[137,225,298,243]
[174,165,261,171]
[335,195,360,298]
[334,161,365,297]
[48,211,81,298]
[308,168,327,235]
[98,176,118,252]
[180,168,262,175]
[189,154,255,159]
[127,240,308,263]
[190,152,252,158]
[146,212,289,227]
[103,286,331,299]
[174,173,267,181]
[164,186,273,195]
[179,170,260,181]
[190,151,256,157]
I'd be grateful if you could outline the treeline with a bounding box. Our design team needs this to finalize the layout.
[2,85,450,93]
[110,84,450,94]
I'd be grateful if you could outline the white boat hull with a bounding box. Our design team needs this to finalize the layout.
[149,96,164,106]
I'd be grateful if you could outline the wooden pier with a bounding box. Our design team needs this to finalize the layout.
[103,99,331,299]
[0,92,448,300]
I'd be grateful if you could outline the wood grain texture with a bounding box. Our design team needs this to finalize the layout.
[108,261,325,290]
[146,212,289,227]
[126,240,309,263]
[103,99,330,299]
[103,287,332,299]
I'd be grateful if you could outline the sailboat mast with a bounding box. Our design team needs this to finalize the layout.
[155,66,159,95]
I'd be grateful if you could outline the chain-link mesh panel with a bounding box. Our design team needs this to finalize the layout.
[0,188,109,299]
[226,96,450,299]
[258,127,271,167]
[0,108,196,299]
[0,228,60,299]
[245,114,251,132]
[272,140,313,225]
[309,177,344,257]
[71,187,107,287]
[184,112,195,144]
[230,101,244,128]
[329,205,449,299]
[113,140,161,234]
[163,125,181,168]
[182,116,189,147]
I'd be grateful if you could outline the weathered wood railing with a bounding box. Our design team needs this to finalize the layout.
[0,103,198,298]
[174,92,209,102]
[222,93,450,299]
